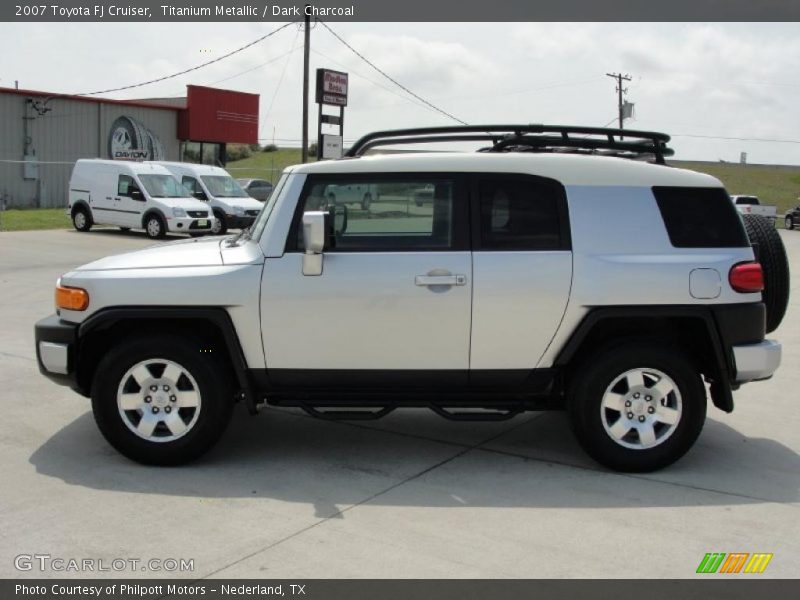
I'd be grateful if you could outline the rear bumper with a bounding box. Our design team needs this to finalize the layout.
[35,315,80,390]
[732,340,782,382]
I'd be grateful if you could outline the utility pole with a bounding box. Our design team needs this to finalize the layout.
[606,72,632,137]
[301,7,311,163]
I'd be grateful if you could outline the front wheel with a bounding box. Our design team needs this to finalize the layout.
[786,215,795,231]
[91,335,234,465]
[211,211,227,235]
[145,214,166,239]
[567,343,706,472]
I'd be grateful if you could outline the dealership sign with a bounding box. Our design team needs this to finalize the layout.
[316,69,348,107]
[108,116,164,160]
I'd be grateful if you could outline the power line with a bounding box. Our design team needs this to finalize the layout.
[72,22,294,97]
[672,133,800,144]
[318,20,468,125]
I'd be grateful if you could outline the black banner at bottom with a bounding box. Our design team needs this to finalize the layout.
[3,579,799,600]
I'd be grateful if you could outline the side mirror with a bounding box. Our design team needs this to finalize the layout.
[302,211,327,276]
[130,188,144,201]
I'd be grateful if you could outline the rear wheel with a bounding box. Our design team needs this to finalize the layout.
[144,214,166,239]
[785,215,795,230]
[91,335,234,465]
[72,206,92,232]
[742,214,790,333]
[567,342,706,472]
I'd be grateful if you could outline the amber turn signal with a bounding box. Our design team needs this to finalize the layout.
[56,285,90,311]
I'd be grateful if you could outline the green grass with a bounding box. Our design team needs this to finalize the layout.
[673,161,800,215]
[226,148,311,182]
[0,208,70,232]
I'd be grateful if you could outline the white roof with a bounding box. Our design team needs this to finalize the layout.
[152,161,228,176]
[288,153,722,188]
[75,159,173,176]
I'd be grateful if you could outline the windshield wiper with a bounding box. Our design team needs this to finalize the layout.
[225,226,252,247]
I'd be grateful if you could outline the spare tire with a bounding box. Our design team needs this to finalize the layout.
[742,214,790,333]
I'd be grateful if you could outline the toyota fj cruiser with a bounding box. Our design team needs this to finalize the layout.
[35,125,790,472]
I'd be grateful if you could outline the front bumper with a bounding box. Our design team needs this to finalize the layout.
[732,340,782,382]
[166,216,214,233]
[35,315,79,390]
[226,214,257,229]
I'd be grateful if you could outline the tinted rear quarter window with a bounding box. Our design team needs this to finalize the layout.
[652,187,749,248]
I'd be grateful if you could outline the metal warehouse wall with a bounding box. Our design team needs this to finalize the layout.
[0,93,179,208]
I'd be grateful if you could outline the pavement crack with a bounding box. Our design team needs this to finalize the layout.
[198,413,540,579]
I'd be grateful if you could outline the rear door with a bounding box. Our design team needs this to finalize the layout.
[260,173,472,387]
[469,173,573,379]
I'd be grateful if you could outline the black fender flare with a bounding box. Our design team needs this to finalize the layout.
[554,305,736,413]
[78,306,259,413]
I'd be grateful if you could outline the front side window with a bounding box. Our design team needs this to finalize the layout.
[477,176,567,250]
[138,175,190,198]
[292,176,462,251]
[182,176,198,194]
[117,175,136,196]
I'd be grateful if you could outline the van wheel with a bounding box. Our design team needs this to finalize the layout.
[72,206,92,232]
[212,210,227,235]
[742,214,790,333]
[567,342,706,472]
[361,193,372,210]
[145,214,166,239]
[786,215,795,231]
[91,335,235,465]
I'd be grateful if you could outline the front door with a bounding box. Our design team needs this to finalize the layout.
[260,173,471,388]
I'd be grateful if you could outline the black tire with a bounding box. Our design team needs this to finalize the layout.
[785,215,795,231]
[212,210,228,235]
[567,342,706,472]
[144,213,166,239]
[91,335,234,465]
[71,205,92,232]
[361,193,372,211]
[742,214,790,333]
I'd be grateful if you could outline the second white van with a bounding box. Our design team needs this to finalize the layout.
[154,162,264,235]
[68,160,215,239]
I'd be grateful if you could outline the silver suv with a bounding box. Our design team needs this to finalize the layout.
[35,125,789,472]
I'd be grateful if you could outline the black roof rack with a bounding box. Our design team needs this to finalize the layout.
[345,124,673,164]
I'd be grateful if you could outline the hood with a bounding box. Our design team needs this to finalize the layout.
[75,236,224,271]
[155,197,211,212]
[213,196,264,210]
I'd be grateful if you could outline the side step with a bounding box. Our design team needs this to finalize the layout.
[295,402,524,422]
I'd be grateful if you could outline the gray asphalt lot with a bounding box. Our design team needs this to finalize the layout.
[0,227,798,579]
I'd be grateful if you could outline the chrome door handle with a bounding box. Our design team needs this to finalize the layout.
[415,274,466,286]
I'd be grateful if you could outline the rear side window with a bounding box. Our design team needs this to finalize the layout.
[476,175,569,251]
[653,187,749,248]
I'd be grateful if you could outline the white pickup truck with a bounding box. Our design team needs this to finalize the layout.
[730,195,777,222]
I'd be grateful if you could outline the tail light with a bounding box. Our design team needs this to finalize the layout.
[729,262,764,293]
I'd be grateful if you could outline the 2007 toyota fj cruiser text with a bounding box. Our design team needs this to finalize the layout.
[35,125,790,472]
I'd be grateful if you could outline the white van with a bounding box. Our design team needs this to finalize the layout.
[68,160,214,239]
[154,162,264,235]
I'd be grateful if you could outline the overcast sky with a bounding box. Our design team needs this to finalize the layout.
[2,21,800,164]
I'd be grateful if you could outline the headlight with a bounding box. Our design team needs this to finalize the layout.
[172,207,187,217]
[234,206,245,216]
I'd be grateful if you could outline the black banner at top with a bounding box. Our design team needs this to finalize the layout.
[4,0,800,22]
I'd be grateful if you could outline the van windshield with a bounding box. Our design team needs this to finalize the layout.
[201,176,248,198]
[139,175,191,198]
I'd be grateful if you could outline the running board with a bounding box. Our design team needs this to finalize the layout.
[294,402,523,422]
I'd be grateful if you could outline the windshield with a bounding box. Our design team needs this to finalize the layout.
[250,174,288,242]
[201,175,248,198]
[138,174,191,198]
[735,196,759,205]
